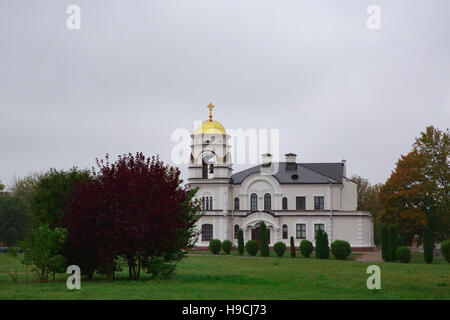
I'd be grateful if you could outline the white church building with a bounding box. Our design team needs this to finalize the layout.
[188,104,374,250]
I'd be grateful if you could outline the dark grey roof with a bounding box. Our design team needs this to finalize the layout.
[231,162,344,185]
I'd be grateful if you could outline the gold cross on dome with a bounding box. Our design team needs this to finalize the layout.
[207,102,214,121]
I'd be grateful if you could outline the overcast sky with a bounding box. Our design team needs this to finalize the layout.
[0,0,449,187]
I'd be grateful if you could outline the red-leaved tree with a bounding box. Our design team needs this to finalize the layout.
[64,153,202,280]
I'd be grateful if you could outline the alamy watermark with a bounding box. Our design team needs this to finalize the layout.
[171,124,280,171]
[66,5,81,30]
[66,265,81,290]
[367,5,381,30]
[366,265,381,290]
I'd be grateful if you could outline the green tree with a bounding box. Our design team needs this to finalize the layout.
[423,224,433,264]
[259,222,269,257]
[290,236,296,258]
[389,225,399,262]
[315,229,329,259]
[379,126,449,246]
[381,224,390,262]
[20,224,67,282]
[30,168,90,228]
[10,173,41,214]
[414,127,449,242]
[237,229,244,256]
[0,194,29,246]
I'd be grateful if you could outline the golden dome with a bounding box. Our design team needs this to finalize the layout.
[194,102,226,135]
[194,120,226,135]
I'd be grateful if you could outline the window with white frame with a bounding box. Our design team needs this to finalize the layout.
[201,224,213,241]
[234,197,239,210]
[314,196,324,211]
[282,197,288,210]
[296,196,306,210]
[250,193,258,211]
[314,223,325,238]
[264,193,271,211]
[282,224,288,239]
[201,196,213,210]
[296,224,306,239]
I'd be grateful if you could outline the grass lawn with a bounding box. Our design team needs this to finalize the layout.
[0,251,448,300]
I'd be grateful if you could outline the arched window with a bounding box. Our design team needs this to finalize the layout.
[282,197,288,210]
[201,196,213,211]
[250,193,258,211]
[282,224,288,239]
[264,193,271,211]
[234,197,240,210]
[201,224,213,241]
[234,224,240,239]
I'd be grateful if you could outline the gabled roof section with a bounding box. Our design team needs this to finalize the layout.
[231,162,343,185]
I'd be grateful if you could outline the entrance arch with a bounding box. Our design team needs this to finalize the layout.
[251,223,271,245]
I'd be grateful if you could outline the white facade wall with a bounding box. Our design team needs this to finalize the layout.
[192,175,374,249]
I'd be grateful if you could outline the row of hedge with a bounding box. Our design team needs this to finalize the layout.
[381,224,450,264]
[209,238,450,264]
[208,229,353,260]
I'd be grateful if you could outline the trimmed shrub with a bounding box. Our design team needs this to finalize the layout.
[145,257,176,279]
[209,239,222,255]
[331,240,351,260]
[290,236,296,258]
[381,224,390,262]
[389,225,399,262]
[237,229,244,256]
[260,222,269,257]
[222,240,232,255]
[441,240,450,263]
[315,229,329,259]
[245,240,259,256]
[300,240,313,258]
[396,246,411,263]
[423,224,433,264]
[273,241,286,257]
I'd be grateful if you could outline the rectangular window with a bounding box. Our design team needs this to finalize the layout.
[314,196,324,211]
[314,224,324,238]
[296,224,306,239]
[296,196,305,210]
[201,224,213,241]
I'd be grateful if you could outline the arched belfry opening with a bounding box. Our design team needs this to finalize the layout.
[201,152,216,179]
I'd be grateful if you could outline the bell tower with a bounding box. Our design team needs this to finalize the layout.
[188,102,232,183]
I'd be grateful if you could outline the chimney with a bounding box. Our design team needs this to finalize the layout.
[285,153,297,163]
[285,153,297,170]
[342,159,347,177]
[261,153,273,167]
